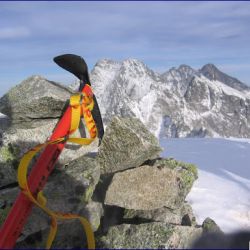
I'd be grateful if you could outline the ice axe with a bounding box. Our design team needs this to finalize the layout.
[0,54,103,248]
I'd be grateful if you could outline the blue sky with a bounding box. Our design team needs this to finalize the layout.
[0,1,250,96]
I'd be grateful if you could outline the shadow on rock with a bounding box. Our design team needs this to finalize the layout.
[0,144,102,249]
[192,230,250,249]
[0,139,43,189]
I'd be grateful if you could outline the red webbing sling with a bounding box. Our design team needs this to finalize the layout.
[0,84,96,249]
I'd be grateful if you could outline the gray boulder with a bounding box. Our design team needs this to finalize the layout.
[0,75,98,188]
[202,217,223,234]
[1,120,58,158]
[97,222,174,249]
[152,158,198,196]
[0,154,102,246]
[96,222,202,249]
[43,154,101,210]
[97,116,162,174]
[0,127,99,188]
[15,200,103,249]
[16,219,90,249]
[0,115,10,134]
[0,142,21,188]
[124,202,197,226]
[80,200,104,232]
[0,162,17,188]
[105,165,181,210]
[105,158,198,210]
[0,76,74,129]
[166,225,203,249]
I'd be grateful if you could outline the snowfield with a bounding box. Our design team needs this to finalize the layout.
[160,137,250,233]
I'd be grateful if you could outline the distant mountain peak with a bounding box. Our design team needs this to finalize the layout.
[201,63,218,70]
[178,64,195,71]
[123,58,144,65]
[121,58,151,72]
[94,58,121,69]
[95,58,153,77]
[200,63,249,92]
[200,63,221,80]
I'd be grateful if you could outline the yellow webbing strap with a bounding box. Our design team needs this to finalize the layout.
[17,85,97,249]
[69,93,82,133]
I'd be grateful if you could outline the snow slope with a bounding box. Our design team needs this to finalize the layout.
[160,137,250,233]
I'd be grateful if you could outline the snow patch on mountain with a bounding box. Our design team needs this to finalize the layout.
[89,58,250,138]
[161,64,197,96]
[196,74,250,100]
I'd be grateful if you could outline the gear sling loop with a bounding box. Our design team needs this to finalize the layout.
[18,88,96,249]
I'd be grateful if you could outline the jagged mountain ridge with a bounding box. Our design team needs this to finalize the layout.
[89,59,250,138]
[2,59,248,138]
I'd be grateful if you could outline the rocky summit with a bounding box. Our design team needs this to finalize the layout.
[0,69,226,248]
[0,113,208,248]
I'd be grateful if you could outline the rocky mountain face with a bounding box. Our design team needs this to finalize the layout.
[200,64,249,92]
[1,60,250,139]
[0,78,223,248]
[88,59,250,138]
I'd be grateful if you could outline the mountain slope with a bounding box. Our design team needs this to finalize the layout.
[200,64,250,92]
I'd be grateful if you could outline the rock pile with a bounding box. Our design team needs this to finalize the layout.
[0,76,221,248]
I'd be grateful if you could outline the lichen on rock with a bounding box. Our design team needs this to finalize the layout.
[0,76,73,128]
[0,143,20,164]
[96,222,202,249]
[151,158,198,196]
[97,116,162,174]
[123,202,197,226]
[202,217,223,234]
[105,165,181,210]
[96,222,174,249]
[0,206,11,226]
[104,157,198,211]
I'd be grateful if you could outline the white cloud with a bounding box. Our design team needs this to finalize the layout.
[0,27,30,39]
